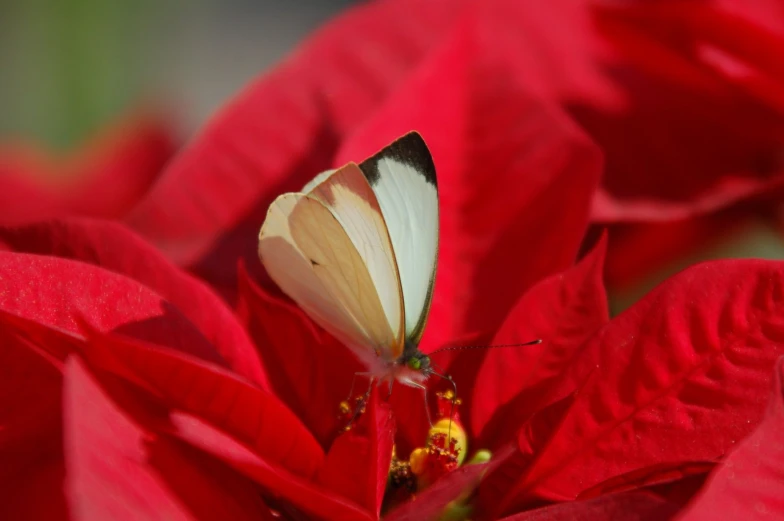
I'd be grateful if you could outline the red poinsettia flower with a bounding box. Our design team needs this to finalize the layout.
[3,0,784,519]
[0,110,175,225]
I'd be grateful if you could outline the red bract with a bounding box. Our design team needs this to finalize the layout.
[676,357,784,521]
[479,258,784,518]
[0,218,268,387]
[588,0,784,290]
[0,112,175,225]
[0,245,372,520]
[497,491,680,521]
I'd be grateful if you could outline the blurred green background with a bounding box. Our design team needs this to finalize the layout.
[0,0,355,150]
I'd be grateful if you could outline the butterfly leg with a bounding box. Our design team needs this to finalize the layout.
[344,371,371,404]
[409,382,432,427]
[341,373,375,431]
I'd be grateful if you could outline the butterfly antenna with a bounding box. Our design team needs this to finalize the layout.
[429,338,542,355]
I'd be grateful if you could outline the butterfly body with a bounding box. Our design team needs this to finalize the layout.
[259,132,439,393]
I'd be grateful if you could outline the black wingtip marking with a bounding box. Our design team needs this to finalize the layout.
[360,131,437,187]
[310,259,320,266]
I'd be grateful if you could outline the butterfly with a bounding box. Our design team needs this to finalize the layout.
[258,132,444,421]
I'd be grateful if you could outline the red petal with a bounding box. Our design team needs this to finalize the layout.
[497,491,679,521]
[0,112,174,224]
[479,392,576,513]
[170,412,374,521]
[471,233,609,445]
[60,113,176,219]
[0,218,268,388]
[577,461,713,501]
[0,251,225,365]
[336,7,602,346]
[62,356,270,521]
[0,329,66,520]
[317,393,394,517]
[596,1,784,116]
[589,1,784,222]
[125,0,464,297]
[0,305,326,500]
[237,264,361,446]
[602,210,749,292]
[677,357,784,520]
[0,171,63,225]
[494,259,784,514]
[78,328,323,480]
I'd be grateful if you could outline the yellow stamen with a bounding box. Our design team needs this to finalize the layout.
[429,418,467,465]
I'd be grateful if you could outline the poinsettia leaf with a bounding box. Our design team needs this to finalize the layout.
[676,357,784,521]
[76,326,323,480]
[0,218,268,388]
[336,6,603,348]
[62,356,272,521]
[237,264,361,446]
[0,251,225,365]
[472,233,609,445]
[494,259,784,515]
[125,0,465,298]
[169,412,374,521]
[317,392,394,518]
[498,491,679,521]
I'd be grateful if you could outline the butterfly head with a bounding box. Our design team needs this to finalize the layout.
[401,340,433,377]
[405,352,432,374]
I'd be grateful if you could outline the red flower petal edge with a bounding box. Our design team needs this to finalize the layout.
[0,251,225,365]
[471,232,609,446]
[62,356,273,521]
[497,491,679,521]
[0,218,268,388]
[169,412,374,521]
[676,356,784,521]
[317,392,394,517]
[0,111,175,224]
[487,259,784,516]
[77,327,323,479]
[0,327,66,520]
[237,263,361,446]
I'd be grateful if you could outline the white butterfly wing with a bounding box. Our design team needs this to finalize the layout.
[358,132,438,344]
[306,162,404,357]
[259,164,405,364]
